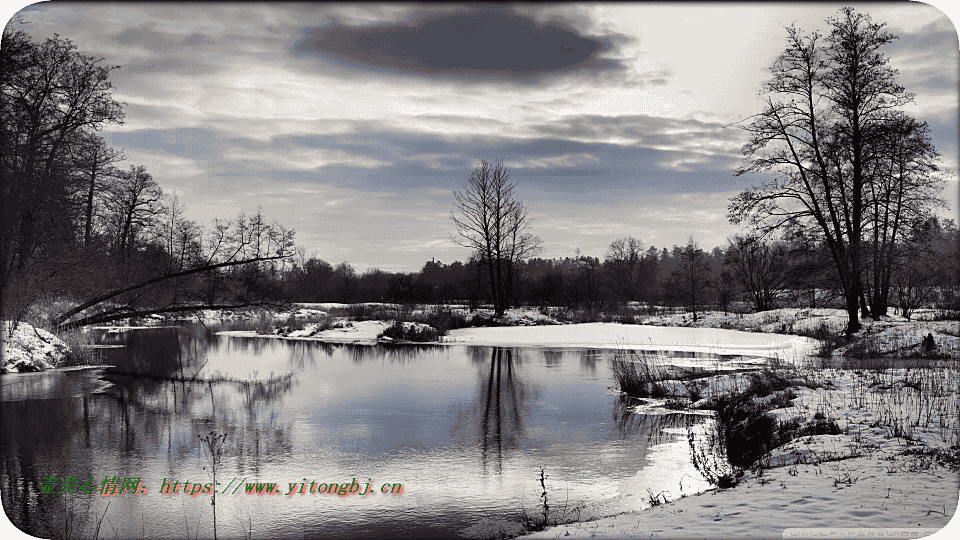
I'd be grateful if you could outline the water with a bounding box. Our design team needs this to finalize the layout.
[2,323,724,539]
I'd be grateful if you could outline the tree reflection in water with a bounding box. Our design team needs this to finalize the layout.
[2,324,304,539]
[455,348,532,474]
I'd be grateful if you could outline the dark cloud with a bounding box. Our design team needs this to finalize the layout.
[107,106,751,206]
[109,127,227,161]
[883,22,958,92]
[113,22,218,50]
[292,5,632,82]
[527,113,739,154]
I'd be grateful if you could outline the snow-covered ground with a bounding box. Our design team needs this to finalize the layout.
[1,321,69,373]
[524,449,957,539]
[445,322,818,358]
[217,319,392,343]
[644,307,960,358]
[524,366,960,539]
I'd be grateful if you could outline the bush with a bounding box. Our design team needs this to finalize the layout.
[745,370,795,397]
[418,307,471,333]
[714,398,780,469]
[708,371,818,470]
[379,321,441,342]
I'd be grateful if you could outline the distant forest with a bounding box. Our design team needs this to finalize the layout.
[281,225,958,322]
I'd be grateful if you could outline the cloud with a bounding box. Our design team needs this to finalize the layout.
[292,5,633,83]
[504,153,601,169]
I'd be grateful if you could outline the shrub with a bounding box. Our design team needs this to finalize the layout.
[708,372,816,470]
[418,307,471,333]
[714,398,780,469]
[379,321,441,343]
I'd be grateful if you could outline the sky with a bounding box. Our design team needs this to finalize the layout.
[5,1,959,273]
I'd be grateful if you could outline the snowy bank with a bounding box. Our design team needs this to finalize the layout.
[523,367,960,539]
[1,321,70,373]
[644,308,960,358]
[217,319,392,344]
[524,450,957,539]
[446,322,818,358]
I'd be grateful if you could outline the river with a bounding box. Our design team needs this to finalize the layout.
[0,321,748,539]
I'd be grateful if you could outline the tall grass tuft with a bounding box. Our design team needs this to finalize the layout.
[610,350,670,398]
[57,328,102,366]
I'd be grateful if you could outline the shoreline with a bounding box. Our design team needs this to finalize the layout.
[5,304,958,371]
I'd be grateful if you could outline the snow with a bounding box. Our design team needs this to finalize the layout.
[523,452,956,539]
[834,320,960,357]
[524,367,960,539]
[1,321,69,373]
[646,307,960,358]
[446,322,819,358]
[218,319,391,344]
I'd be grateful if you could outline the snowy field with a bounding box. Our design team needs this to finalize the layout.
[644,307,960,358]
[443,322,818,358]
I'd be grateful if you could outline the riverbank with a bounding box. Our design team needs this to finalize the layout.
[0,321,70,373]
[5,304,958,372]
[523,364,960,539]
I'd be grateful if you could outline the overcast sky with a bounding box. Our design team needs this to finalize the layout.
[7,2,959,273]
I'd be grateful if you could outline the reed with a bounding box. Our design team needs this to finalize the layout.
[609,350,671,398]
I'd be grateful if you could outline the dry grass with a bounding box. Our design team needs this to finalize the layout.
[609,350,673,398]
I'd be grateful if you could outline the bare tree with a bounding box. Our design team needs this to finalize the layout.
[575,249,602,309]
[331,261,358,304]
[730,8,935,335]
[70,132,125,247]
[451,160,540,315]
[104,165,164,278]
[1,25,124,317]
[861,114,945,316]
[670,238,712,321]
[605,236,645,303]
[725,234,790,312]
[52,213,296,329]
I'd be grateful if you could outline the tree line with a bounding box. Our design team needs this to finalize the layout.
[274,220,957,322]
[1,22,296,329]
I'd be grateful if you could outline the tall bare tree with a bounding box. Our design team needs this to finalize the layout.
[1,25,124,317]
[451,160,541,315]
[670,237,712,321]
[70,132,125,247]
[105,165,164,279]
[861,113,945,316]
[729,8,938,335]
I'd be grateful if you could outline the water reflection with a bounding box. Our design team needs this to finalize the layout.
[475,349,528,473]
[611,395,695,442]
[579,349,603,373]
